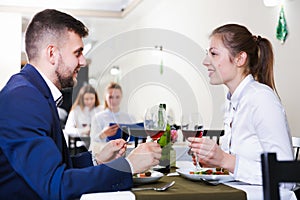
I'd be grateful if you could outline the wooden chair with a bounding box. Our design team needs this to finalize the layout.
[261,152,300,200]
[292,136,300,160]
[202,129,224,145]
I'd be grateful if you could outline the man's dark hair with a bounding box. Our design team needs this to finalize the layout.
[25,9,89,61]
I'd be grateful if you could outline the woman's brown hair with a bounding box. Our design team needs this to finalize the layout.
[211,24,278,95]
[70,84,100,111]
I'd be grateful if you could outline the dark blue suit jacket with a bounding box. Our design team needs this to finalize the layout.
[0,64,133,200]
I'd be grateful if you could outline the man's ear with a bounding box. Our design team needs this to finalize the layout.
[235,51,247,67]
[47,45,57,65]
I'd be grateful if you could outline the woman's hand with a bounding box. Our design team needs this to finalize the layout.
[100,124,119,138]
[81,126,90,136]
[94,139,127,164]
[187,137,235,172]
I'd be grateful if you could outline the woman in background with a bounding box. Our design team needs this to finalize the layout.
[65,84,103,150]
[90,82,136,151]
[189,24,293,187]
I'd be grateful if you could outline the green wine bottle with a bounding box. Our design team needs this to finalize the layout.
[157,104,171,174]
[157,104,165,130]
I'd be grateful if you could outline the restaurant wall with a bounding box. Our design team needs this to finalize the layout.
[0,0,299,136]
[86,0,300,136]
[0,13,22,89]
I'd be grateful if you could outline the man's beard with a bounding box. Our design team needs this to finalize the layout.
[57,70,76,89]
[55,55,77,90]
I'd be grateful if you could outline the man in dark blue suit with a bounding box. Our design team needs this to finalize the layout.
[0,9,161,200]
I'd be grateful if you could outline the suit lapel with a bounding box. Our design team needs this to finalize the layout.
[21,64,72,167]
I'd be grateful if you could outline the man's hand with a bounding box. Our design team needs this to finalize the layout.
[94,139,127,164]
[127,142,162,174]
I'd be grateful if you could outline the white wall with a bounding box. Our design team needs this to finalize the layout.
[0,12,22,89]
[1,0,299,135]
[85,0,300,135]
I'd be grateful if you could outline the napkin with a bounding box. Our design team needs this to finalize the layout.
[81,191,135,200]
[167,172,180,177]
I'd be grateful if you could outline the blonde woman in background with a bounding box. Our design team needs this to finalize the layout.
[90,82,136,151]
[65,84,103,149]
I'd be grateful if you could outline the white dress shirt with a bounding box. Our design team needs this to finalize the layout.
[220,75,294,186]
[64,105,103,136]
[35,67,62,102]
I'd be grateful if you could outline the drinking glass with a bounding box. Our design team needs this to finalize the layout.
[144,105,167,142]
[144,105,168,172]
[181,112,203,170]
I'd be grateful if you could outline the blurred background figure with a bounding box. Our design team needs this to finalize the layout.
[65,84,103,151]
[90,82,136,151]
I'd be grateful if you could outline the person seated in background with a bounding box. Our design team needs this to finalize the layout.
[64,84,103,150]
[90,82,138,151]
[0,9,161,199]
[189,23,294,188]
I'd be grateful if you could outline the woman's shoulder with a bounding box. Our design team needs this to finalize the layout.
[244,81,281,105]
[94,108,109,117]
[70,105,82,113]
[247,81,277,97]
[94,105,104,112]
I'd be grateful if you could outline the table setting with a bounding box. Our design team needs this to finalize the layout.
[132,170,164,185]
[81,158,297,200]
[128,161,247,200]
[80,106,297,200]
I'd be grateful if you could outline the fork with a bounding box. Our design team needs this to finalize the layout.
[132,181,175,191]
[200,178,235,186]
[187,148,202,169]
[122,126,131,144]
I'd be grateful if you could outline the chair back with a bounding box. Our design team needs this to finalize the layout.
[292,137,300,160]
[202,129,224,145]
[261,152,300,200]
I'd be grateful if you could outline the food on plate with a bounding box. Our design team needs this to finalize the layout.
[134,171,152,178]
[189,168,229,175]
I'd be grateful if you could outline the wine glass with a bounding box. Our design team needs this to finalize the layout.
[143,105,168,172]
[144,105,167,142]
[181,112,203,170]
[181,113,203,140]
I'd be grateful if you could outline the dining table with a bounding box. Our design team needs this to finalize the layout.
[81,155,297,200]
[131,174,246,200]
[81,171,246,200]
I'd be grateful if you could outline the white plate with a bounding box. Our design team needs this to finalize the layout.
[133,171,164,184]
[176,168,234,181]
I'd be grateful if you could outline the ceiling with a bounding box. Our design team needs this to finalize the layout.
[0,0,141,18]
[0,0,141,65]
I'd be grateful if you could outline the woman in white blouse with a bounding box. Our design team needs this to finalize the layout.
[188,24,293,187]
[90,82,136,151]
[65,84,103,149]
